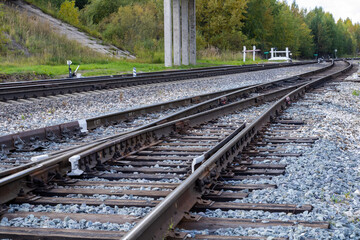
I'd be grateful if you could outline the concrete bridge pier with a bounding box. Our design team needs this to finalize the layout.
[164,0,172,67]
[189,0,196,65]
[181,0,189,65]
[173,0,181,65]
[164,0,196,67]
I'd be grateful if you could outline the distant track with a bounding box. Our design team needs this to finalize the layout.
[0,61,332,168]
[0,60,353,240]
[0,62,314,102]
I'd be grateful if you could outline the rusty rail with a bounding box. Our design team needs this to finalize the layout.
[122,60,352,239]
[0,61,315,102]
[0,62,333,155]
[0,62,339,204]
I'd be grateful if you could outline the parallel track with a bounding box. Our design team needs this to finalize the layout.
[0,62,315,102]
[0,60,353,240]
[0,62,333,177]
[124,60,353,239]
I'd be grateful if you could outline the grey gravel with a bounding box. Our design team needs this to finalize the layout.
[85,177,183,183]
[57,185,171,191]
[218,101,275,124]
[181,73,360,239]
[3,63,349,237]
[63,193,162,201]
[0,64,327,171]
[0,203,151,231]
[0,215,135,231]
[7,203,152,217]
[0,63,327,136]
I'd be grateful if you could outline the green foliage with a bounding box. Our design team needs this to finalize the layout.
[24,0,65,16]
[80,0,146,25]
[58,0,80,26]
[26,0,65,8]
[334,19,357,56]
[197,0,250,50]
[97,0,163,60]
[81,0,121,25]
[0,58,221,79]
[352,90,360,96]
[306,8,337,57]
[0,4,106,65]
[272,3,314,58]
[75,0,89,9]
[11,0,360,62]
[0,4,9,52]
[243,0,276,50]
[242,0,314,58]
[331,194,341,204]
[344,192,352,199]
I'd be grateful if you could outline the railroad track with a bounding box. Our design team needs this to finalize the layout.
[0,62,315,102]
[0,62,334,175]
[0,60,353,239]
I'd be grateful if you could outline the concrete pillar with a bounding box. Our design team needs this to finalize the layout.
[189,0,196,65]
[253,46,256,61]
[164,0,172,67]
[271,48,274,59]
[181,0,189,65]
[243,46,246,62]
[173,0,181,66]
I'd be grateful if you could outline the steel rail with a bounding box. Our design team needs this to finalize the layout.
[0,85,252,153]
[0,59,354,239]
[0,76,313,180]
[0,62,315,101]
[0,62,312,88]
[0,76,317,203]
[0,63,333,181]
[0,62,337,203]
[0,64,273,87]
[122,60,353,239]
[0,61,333,155]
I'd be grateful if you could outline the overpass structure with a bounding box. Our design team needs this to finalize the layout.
[164,0,196,67]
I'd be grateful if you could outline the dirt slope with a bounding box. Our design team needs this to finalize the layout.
[8,0,135,59]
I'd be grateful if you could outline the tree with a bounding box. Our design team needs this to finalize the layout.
[243,0,276,50]
[290,2,314,58]
[80,0,148,25]
[58,0,80,25]
[306,7,337,57]
[75,0,89,9]
[353,23,360,54]
[98,0,163,54]
[257,2,313,58]
[197,0,250,50]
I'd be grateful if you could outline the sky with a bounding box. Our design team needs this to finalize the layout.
[285,0,360,24]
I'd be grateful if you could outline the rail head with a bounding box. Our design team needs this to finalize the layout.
[122,60,352,240]
[0,60,340,204]
[0,60,352,239]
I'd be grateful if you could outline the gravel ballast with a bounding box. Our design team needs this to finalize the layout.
[0,63,327,136]
[181,72,360,239]
[3,63,358,239]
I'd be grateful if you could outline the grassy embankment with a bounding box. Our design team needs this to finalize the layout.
[0,4,265,80]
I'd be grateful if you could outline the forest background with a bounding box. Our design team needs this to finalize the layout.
[49,0,360,59]
[1,0,360,78]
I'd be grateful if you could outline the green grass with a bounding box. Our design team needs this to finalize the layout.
[0,4,107,66]
[0,58,272,79]
[23,0,102,40]
[0,4,271,80]
[199,58,268,66]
